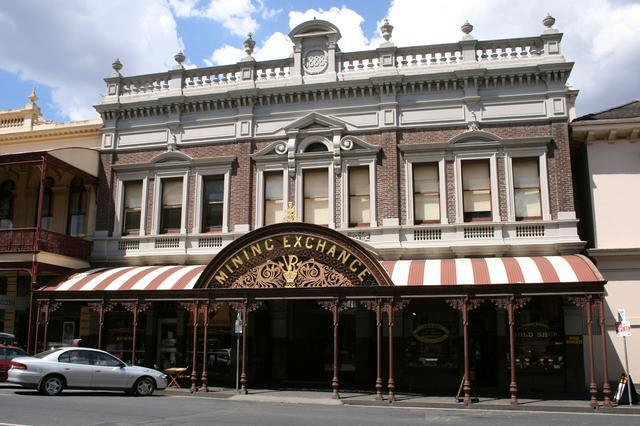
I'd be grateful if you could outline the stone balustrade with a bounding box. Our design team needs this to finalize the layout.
[102,23,563,103]
[476,37,542,61]
[92,218,581,262]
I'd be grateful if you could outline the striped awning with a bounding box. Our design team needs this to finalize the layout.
[46,265,206,292]
[44,255,601,292]
[381,255,602,286]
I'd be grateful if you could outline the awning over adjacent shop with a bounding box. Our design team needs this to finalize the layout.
[44,255,601,292]
[381,255,602,286]
[45,265,206,291]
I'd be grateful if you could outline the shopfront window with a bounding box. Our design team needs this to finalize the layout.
[514,297,565,372]
[403,301,459,371]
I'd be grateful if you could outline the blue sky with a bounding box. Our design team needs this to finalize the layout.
[1,0,638,122]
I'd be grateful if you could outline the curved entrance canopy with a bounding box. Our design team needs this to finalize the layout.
[195,222,394,289]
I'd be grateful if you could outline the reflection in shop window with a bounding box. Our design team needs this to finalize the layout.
[514,297,565,372]
[403,302,459,370]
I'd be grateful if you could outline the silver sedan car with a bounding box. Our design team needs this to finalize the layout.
[8,347,167,396]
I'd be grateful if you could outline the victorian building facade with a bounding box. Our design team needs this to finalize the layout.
[572,100,640,392]
[33,17,610,405]
[0,91,101,352]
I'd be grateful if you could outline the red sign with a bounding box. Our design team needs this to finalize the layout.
[616,321,632,337]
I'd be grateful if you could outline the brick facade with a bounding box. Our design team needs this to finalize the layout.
[96,121,574,236]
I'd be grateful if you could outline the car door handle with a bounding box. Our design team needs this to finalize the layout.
[64,368,71,371]
[95,370,101,373]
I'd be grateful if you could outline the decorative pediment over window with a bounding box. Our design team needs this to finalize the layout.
[448,130,502,146]
[282,112,346,134]
[150,150,193,164]
[253,112,380,176]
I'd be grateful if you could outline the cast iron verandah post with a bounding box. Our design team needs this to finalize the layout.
[200,301,221,392]
[88,301,113,350]
[446,297,481,406]
[491,296,530,405]
[569,296,598,409]
[42,301,61,351]
[384,299,409,403]
[360,299,384,400]
[318,298,348,399]
[597,297,612,407]
[123,301,149,366]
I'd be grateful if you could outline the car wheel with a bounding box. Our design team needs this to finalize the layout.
[134,376,155,396]
[40,375,64,396]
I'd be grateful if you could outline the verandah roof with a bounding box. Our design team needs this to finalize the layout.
[41,255,601,292]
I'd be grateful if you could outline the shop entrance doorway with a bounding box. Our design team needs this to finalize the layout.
[249,300,374,390]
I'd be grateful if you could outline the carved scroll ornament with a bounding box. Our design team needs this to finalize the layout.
[232,258,352,289]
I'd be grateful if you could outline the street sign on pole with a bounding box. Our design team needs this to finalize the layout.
[617,307,633,406]
[617,321,632,337]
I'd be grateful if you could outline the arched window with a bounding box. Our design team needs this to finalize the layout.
[305,142,329,152]
[38,177,55,230]
[67,177,85,236]
[0,180,15,229]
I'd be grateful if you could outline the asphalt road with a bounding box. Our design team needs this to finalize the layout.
[1,386,639,426]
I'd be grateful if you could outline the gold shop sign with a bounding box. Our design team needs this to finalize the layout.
[412,323,450,344]
[515,322,559,339]
[212,234,373,287]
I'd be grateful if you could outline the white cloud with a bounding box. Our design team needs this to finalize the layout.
[256,0,282,20]
[205,6,370,66]
[0,0,181,120]
[205,32,291,66]
[382,0,640,114]
[169,0,260,36]
[199,0,258,36]
[168,0,200,17]
[289,7,371,52]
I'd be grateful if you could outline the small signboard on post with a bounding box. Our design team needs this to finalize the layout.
[616,308,634,405]
[617,321,632,337]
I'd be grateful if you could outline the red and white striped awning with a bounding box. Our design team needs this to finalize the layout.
[381,255,602,286]
[44,255,601,292]
[46,265,206,292]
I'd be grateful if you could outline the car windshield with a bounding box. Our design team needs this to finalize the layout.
[33,348,63,358]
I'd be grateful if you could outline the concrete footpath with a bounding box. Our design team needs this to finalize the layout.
[162,387,640,414]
